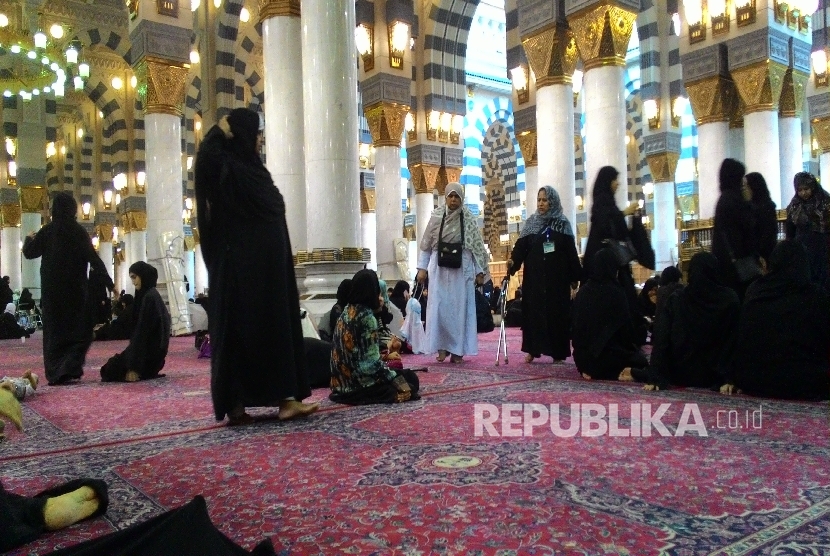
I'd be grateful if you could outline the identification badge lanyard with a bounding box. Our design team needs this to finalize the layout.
[542,227,555,254]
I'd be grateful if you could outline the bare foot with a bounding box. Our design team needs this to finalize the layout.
[524,354,535,364]
[618,368,634,382]
[643,383,659,392]
[43,486,100,531]
[278,400,320,421]
[125,371,140,382]
[436,350,448,363]
[581,373,592,380]
[450,354,463,363]
[24,370,39,391]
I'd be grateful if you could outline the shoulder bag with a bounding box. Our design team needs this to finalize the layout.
[437,209,464,269]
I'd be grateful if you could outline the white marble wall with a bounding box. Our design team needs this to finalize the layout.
[697,122,729,219]
[98,248,114,289]
[145,113,185,290]
[582,66,628,213]
[779,116,802,209]
[301,0,360,249]
[263,14,307,252]
[1,227,21,291]
[743,111,781,208]
[537,84,576,227]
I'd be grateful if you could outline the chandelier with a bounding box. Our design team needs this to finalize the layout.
[0,12,88,100]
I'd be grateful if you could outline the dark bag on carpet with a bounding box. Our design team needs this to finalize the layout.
[195,330,208,349]
[437,210,464,269]
[197,335,212,359]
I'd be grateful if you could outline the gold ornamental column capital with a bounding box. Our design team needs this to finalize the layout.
[0,203,22,227]
[522,25,579,88]
[364,102,410,148]
[812,117,830,154]
[684,75,738,125]
[19,186,47,214]
[192,228,201,244]
[567,3,636,71]
[127,210,148,231]
[779,68,809,119]
[516,130,538,167]
[360,189,376,214]
[408,163,441,195]
[730,60,789,115]
[437,167,462,194]
[134,57,190,118]
[258,0,300,21]
[95,224,114,243]
[645,152,680,183]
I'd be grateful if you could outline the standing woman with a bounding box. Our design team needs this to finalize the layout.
[785,172,830,291]
[416,183,489,363]
[745,172,778,264]
[507,186,581,363]
[23,192,113,385]
[195,108,318,425]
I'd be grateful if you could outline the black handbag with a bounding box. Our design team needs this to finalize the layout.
[603,238,637,267]
[721,232,762,283]
[437,209,464,269]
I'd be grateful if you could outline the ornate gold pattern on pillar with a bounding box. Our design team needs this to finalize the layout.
[730,60,788,114]
[408,163,441,194]
[729,96,745,129]
[134,57,189,117]
[360,189,376,213]
[127,210,148,231]
[645,152,680,183]
[778,68,809,118]
[517,131,538,167]
[812,117,830,154]
[522,25,578,88]
[120,213,132,235]
[192,228,201,244]
[444,167,462,185]
[0,203,22,227]
[96,224,114,243]
[365,103,409,148]
[568,4,636,70]
[258,0,300,21]
[20,187,47,213]
[684,76,737,125]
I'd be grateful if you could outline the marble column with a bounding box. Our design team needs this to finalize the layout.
[516,128,538,208]
[778,69,809,208]
[808,99,830,184]
[730,59,789,209]
[19,189,46,298]
[194,233,209,295]
[301,0,360,251]
[361,211,377,270]
[653,181,677,268]
[261,0,306,252]
[728,124,745,163]
[822,151,830,184]
[0,201,21,290]
[522,24,578,226]
[184,249,195,297]
[94,218,116,289]
[697,122,730,219]
[408,145,442,244]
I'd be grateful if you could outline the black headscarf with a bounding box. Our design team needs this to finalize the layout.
[129,261,158,322]
[746,172,772,206]
[677,253,739,347]
[348,269,381,311]
[336,279,352,307]
[591,166,619,213]
[51,192,77,220]
[787,172,830,234]
[226,108,262,163]
[719,158,746,193]
[659,266,682,286]
[638,278,658,318]
[745,240,811,302]
[572,248,632,358]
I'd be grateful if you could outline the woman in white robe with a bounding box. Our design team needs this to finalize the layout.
[416,183,490,362]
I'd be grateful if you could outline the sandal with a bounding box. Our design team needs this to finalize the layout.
[436,350,449,363]
[450,354,463,363]
[227,412,255,426]
[524,354,536,364]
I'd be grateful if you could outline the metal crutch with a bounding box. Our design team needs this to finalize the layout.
[495,275,509,365]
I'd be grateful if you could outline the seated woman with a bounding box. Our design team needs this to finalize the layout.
[318,278,351,342]
[724,240,830,400]
[0,303,31,340]
[635,253,740,390]
[94,294,135,341]
[655,265,684,324]
[378,279,404,342]
[571,249,648,381]
[330,269,420,405]
[100,262,171,382]
[389,281,410,316]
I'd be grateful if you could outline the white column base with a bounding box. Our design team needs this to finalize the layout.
[697,121,730,220]
[1,227,22,292]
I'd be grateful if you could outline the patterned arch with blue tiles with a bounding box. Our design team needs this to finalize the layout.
[624,69,651,189]
[460,96,525,198]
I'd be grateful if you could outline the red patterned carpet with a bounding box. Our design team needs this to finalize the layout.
[1,329,829,555]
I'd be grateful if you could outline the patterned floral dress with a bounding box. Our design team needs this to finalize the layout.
[329,304,398,402]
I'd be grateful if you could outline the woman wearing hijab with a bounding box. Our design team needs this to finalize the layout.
[785,172,830,291]
[416,183,489,363]
[100,262,171,382]
[582,166,648,345]
[507,186,582,363]
[389,281,410,316]
[571,248,649,380]
[636,253,740,389]
[378,278,404,342]
[0,303,29,339]
[22,192,113,385]
[724,241,830,400]
[17,288,35,312]
[654,265,683,324]
[745,172,778,263]
[638,278,659,321]
[330,269,420,405]
[195,108,318,425]
[712,158,758,300]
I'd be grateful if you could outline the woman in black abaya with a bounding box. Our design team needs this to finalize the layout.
[195,108,318,425]
[785,172,830,292]
[22,192,113,385]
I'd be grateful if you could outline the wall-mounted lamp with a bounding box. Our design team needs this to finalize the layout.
[510,65,529,104]
[405,112,416,142]
[385,0,413,69]
[812,49,827,87]
[185,197,194,211]
[427,110,440,142]
[572,70,583,107]
[5,137,16,157]
[103,189,113,210]
[113,172,127,192]
[450,114,464,144]
[112,226,119,243]
[115,192,121,206]
[45,141,57,158]
[8,160,16,179]
[135,171,146,194]
[438,112,452,143]
[671,96,688,127]
[388,21,409,69]
[355,24,374,71]
[91,235,99,250]
[239,7,250,22]
[643,182,654,199]
[81,201,91,220]
[575,195,584,210]
[709,0,730,35]
[77,128,84,139]
[644,99,661,130]
[683,0,707,44]
[111,76,123,90]
[735,0,757,26]
[358,142,373,169]
[811,134,820,158]
[776,0,816,32]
